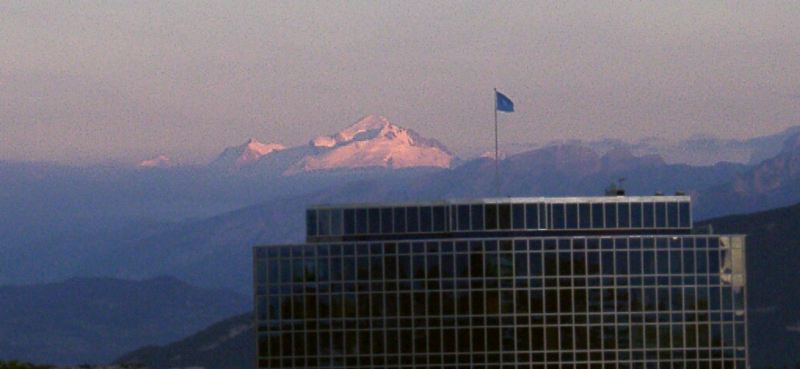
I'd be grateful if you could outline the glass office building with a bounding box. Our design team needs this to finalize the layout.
[254,196,748,369]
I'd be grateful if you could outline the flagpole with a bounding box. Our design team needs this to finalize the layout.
[494,88,499,196]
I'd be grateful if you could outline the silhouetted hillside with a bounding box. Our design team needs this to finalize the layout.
[115,313,253,369]
[698,133,800,218]
[0,277,248,365]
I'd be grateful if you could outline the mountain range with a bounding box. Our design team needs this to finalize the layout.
[113,201,800,369]
[80,130,800,294]
[6,124,800,292]
[489,125,800,167]
[144,115,454,175]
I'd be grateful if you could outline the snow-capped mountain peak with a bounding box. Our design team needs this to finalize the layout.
[289,115,454,174]
[311,115,396,148]
[212,138,285,169]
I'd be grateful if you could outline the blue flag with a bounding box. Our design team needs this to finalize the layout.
[496,91,514,112]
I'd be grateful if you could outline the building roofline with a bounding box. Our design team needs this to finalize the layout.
[308,195,692,210]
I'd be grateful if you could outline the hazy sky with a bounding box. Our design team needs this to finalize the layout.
[2,1,799,164]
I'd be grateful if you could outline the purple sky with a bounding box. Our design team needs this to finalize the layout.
[1,2,799,164]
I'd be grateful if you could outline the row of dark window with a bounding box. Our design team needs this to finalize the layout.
[259,280,736,298]
[256,250,735,285]
[259,237,728,261]
[259,356,745,369]
[306,201,692,237]
[260,314,744,329]
[257,323,746,358]
[258,287,744,322]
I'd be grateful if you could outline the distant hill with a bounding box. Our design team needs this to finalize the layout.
[116,201,800,369]
[698,202,800,368]
[114,313,253,369]
[0,277,248,365]
[698,133,800,218]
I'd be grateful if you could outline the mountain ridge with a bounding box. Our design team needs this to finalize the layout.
[0,276,249,365]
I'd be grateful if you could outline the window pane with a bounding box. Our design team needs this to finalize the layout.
[368,208,380,234]
[592,203,604,228]
[539,203,548,228]
[529,252,542,276]
[498,204,511,230]
[679,202,691,228]
[512,204,525,229]
[356,209,368,234]
[381,208,393,234]
[526,204,538,229]
[433,206,446,232]
[566,203,578,229]
[643,251,655,274]
[630,251,641,275]
[457,205,470,231]
[667,202,679,227]
[407,207,419,232]
[630,203,642,228]
[318,209,330,236]
[500,252,513,277]
[643,203,654,227]
[604,203,617,228]
[515,252,528,277]
[471,205,484,230]
[330,209,342,235]
[420,206,432,232]
[579,203,590,228]
[344,209,355,234]
[552,203,565,229]
[485,204,498,230]
[655,202,666,227]
[618,203,630,228]
[393,207,406,233]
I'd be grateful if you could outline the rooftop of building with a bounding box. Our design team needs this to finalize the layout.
[309,194,691,210]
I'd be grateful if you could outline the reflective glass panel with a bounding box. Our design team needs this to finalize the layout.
[526,204,539,229]
[566,203,578,229]
[579,203,590,228]
[667,202,678,227]
[552,203,565,229]
[368,208,380,234]
[380,208,392,234]
[655,202,666,227]
[512,204,525,229]
[330,209,342,235]
[356,209,368,234]
[592,203,604,228]
[393,207,406,233]
[630,202,642,228]
[679,202,691,228]
[407,207,419,232]
[485,204,498,230]
[498,204,511,230]
[471,205,484,230]
[420,206,432,232]
[604,203,617,228]
[318,209,330,236]
[618,203,630,228]
[643,203,655,228]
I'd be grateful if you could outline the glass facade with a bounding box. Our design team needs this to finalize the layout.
[255,196,747,369]
[306,197,692,240]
